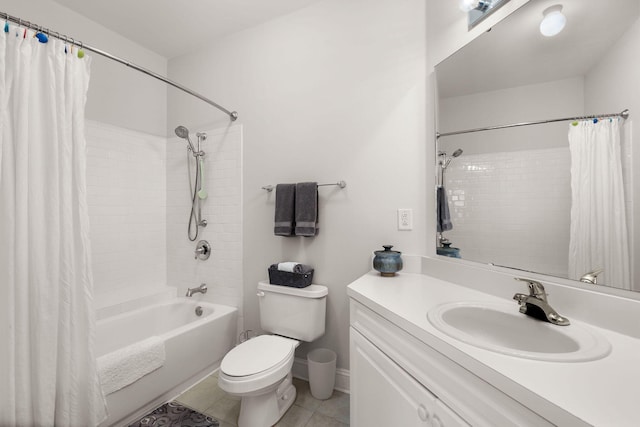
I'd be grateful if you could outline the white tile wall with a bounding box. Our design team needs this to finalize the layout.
[85,121,167,301]
[166,125,243,313]
[443,148,572,277]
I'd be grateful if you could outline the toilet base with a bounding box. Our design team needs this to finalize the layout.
[237,373,297,427]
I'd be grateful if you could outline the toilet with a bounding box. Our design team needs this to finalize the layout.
[218,281,328,427]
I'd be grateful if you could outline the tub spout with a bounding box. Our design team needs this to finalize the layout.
[186,283,208,297]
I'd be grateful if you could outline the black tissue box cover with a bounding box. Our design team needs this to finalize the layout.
[268,266,314,288]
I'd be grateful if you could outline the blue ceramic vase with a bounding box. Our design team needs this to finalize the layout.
[373,245,403,277]
[436,241,461,258]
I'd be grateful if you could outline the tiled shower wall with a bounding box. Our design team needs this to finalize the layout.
[443,147,572,277]
[85,121,167,300]
[86,121,243,314]
[166,125,243,311]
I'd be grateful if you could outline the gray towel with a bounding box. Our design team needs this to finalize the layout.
[293,264,313,274]
[437,186,453,232]
[295,182,318,236]
[274,184,295,236]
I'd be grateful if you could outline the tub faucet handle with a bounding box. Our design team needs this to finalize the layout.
[194,240,211,260]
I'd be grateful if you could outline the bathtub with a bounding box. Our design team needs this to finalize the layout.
[96,298,237,427]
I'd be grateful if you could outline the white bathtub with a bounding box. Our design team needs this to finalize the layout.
[96,298,237,427]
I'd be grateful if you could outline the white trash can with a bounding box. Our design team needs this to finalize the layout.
[307,348,337,400]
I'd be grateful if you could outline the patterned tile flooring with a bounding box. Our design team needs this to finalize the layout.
[176,372,350,427]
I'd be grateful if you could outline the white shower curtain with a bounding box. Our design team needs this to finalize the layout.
[568,119,631,290]
[0,28,107,425]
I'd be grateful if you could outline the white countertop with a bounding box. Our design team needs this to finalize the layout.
[347,269,640,427]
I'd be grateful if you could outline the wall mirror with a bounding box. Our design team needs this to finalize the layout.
[435,0,640,292]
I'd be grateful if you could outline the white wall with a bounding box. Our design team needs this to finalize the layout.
[439,77,585,154]
[3,0,167,136]
[168,0,428,370]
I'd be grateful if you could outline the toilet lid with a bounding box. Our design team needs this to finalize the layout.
[221,335,295,377]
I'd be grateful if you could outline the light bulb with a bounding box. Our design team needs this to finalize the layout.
[540,5,566,37]
[459,0,481,12]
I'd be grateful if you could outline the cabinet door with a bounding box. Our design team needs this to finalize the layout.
[351,328,469,427]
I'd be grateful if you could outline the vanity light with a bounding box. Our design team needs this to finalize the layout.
[540,5,567,37]
[458,0,482,12]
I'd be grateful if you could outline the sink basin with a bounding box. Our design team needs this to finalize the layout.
[428,302,611,362]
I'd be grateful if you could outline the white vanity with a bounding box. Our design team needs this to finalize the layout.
[348,256,640,426]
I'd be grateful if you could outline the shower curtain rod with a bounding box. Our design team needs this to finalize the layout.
[436,109,629,139]
[2,11,238,122]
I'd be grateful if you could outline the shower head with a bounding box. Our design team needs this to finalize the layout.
[443,149,463,169]
[174,125,197,153]
[175,125,189,139]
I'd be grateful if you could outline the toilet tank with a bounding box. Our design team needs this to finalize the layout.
[257,281,327,342]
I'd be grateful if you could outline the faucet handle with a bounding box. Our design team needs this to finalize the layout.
[514,277,547,300]
[194,240,211,260]
[580,268,603,284]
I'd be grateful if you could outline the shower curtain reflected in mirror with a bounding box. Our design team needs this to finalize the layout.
[568,119,631,290]
[0,29,107,425]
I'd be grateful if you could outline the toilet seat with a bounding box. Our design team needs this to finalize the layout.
[222,335,295,377]
[219,335,298,395]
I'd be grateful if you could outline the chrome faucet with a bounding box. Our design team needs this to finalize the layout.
[512,278,570,326]
[186,283,208,297]
[580,268,603,285]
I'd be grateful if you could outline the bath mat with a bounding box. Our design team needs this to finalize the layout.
[129,401,220,427]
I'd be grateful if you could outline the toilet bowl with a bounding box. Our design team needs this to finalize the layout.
[219,335,298,395]
[218,282,328,427]
[219,335,299,426]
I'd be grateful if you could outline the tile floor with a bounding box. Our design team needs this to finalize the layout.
[176,371,350,427]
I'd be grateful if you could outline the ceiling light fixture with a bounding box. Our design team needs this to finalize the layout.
[539,5,567,37]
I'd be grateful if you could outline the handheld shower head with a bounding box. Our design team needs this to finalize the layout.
[442,148,463,169]
[174,125,197,153]
[174,125,189,139]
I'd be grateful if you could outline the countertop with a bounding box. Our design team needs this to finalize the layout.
[347,269,640,427]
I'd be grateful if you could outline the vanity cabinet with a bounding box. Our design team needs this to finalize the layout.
[351,328,468,426]
[349,299,554,427]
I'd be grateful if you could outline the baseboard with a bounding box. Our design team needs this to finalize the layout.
[292,356,350,394]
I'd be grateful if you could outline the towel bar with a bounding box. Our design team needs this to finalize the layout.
[262,181,346,192]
